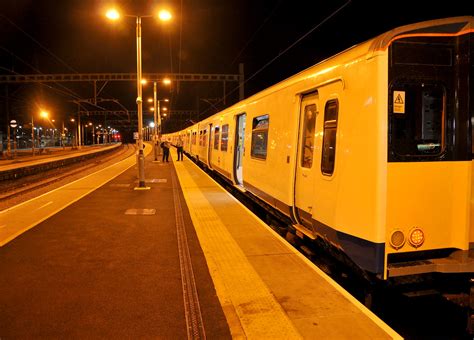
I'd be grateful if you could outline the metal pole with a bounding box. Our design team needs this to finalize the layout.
[153,81,159,161]
[77,110,82,149]
[136,16,147,188]
[61,121,65,150]
[31,116,35,156]
[13,127,16,157]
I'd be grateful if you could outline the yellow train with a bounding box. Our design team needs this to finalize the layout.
[165,15,474,316]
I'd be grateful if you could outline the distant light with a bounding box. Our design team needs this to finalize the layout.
[163,78,171,85]
[162,107,168,111]
[40,110,49,119]
[164,98,169,102]
[158,9,172,21]
[149,122,155,128]
[70,118,75,122]
[163,113,167,117]
[150,107,155,111]
[141,79,148,85]
[106,9,120,20]
[147,98,153,103]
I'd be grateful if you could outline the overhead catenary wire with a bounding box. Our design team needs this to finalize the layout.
[198,0,352,119]
[230,0,284,66]
[0,14,127,112]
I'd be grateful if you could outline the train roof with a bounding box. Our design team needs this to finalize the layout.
[176,16,474,132]
[369,16,474,52]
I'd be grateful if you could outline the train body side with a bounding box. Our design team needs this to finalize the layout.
[166,16,474,282]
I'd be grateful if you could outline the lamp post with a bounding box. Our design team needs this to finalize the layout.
[106,8,172,189]
[149,80,171,161]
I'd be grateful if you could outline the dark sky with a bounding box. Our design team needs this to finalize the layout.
[0,0,473,134]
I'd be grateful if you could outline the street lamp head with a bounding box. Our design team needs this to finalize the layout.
[141,79,148,85]
[40,110,49,119]
[163,78,171,85]
[106,8,120,20]
[157,9,172,21]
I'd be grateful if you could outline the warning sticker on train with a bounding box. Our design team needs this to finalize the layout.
[393,91,405,114]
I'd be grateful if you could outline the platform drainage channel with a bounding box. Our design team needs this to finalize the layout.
[109,183,131,187]
[124,209,156,215]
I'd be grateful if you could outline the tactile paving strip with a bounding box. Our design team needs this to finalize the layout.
[173,161,301,339]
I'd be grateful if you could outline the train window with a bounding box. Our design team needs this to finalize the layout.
[192,132,197,145]
[251,114,269,160]
[199,131,203,146]
[301,104,317,168]
[321,100,338,176]
[203,129,207,146]
[221,124,229,151]
[389,83,445,158]
[392,41,453,67]
[214,126,220,150]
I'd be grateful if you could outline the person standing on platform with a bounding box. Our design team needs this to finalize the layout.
[161,139,170,162]
[176,136,184,161]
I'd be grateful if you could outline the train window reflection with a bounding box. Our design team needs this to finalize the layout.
[321,100,338,175]
[389,83,445,159]
[214,126,220,150]
[251,114,269,160]
[221,124,229,151]
[301,104,317,168]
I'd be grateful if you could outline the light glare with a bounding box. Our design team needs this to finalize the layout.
[158,10,172,21]
[106,9,120,20]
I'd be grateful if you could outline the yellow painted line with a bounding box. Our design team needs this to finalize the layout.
[172,150,402,340]
[0,144,152,247]
[34,201,53,211]
[173,158,302,339]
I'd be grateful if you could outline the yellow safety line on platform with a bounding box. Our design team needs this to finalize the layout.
[0,144,152,246]
[173,159,302,339]
[172,151,402,340]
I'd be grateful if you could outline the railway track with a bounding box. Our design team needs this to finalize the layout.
[0,144,136,205]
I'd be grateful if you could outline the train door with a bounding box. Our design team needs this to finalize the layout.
[234,113,246,185]
[208,123,213,168]
[294,92,319,228]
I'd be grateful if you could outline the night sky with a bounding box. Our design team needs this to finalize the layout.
[0,0,473,135]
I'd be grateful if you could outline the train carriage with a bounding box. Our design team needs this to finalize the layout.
[165,16,474,320]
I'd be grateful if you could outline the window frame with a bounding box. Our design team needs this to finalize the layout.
[321,100,339,176]
[250,114,270,160]
[221,124,229,151]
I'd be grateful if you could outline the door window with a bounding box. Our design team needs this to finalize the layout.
[301,104,317,168]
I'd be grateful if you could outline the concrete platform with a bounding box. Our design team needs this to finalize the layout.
[0,144,401,338]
